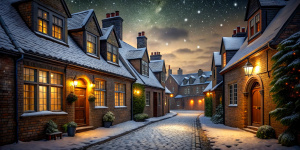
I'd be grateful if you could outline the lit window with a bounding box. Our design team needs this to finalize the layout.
[146,91,150,106]
[115,83,125,106]
[52,16,62,39]
[24,84,35,111]
[95,80,106,106]
[107,43,118,63]
[255,14,260,33]
[51,87,61,111]
[229,83,238,105]
[38,9,48,34]
[142,60,148,76]
[39,71,48,83]
[51,73,62,85]
[24,68,35,82]
[87,33,97,54]
[39,86,47,111]
[223,52,226,67]
[250,19,254,37]
[249,13,260,38]
[113,46,118,63]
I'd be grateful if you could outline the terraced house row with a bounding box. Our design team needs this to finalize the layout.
[0,0,169,145]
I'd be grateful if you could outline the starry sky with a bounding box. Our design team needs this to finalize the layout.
[65,0,248,74]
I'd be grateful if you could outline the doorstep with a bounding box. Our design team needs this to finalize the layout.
[76,126,94,133]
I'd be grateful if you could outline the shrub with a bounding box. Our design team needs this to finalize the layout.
[134,113,149,122]
[205,96,212,117]
[278,131,296,146]
[133,83,145,115]
[88,94,96,102]
[45,120,59,133]
[62,123,68,133]
[103,111,115,122]
[67,92,78,103]
[211,104,223,124]
[256,125,276,139]
[67,121,77,128]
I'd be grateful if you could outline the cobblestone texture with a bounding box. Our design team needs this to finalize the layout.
[88,110,202,150]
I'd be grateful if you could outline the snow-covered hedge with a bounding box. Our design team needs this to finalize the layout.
[256,125,275,139]
[278,131,296,146]
[211,104,223,124]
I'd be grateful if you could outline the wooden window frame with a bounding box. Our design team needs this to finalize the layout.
[229,83,238,106]
[52,15,63,40]
[249,12,261,39]
[107,43,118,64]
[145,91,150,106]
[114,83,126,106]
[86,32,97,55]
[95,80,106,107]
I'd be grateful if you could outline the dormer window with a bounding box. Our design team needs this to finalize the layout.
[87,33,97,55]
[38,9,48,34]
[142,60,148,76]
[200,77,205,83]
[223,52,226,67]
[249,13,260,38]
[107,43,118,63]
[52,16,62,39]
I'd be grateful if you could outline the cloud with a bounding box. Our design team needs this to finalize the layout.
[175,48,204,54]
[163,53,177,59]
[196,55,211,59]
[206,46,219,51]
[150,26,189,41]
[212,33,221,37]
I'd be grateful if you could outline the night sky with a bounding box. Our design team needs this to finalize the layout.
[65,0,248,74]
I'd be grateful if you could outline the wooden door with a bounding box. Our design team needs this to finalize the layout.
[251,83,261,126]
[75,88,86,125]
[153,92,158,117]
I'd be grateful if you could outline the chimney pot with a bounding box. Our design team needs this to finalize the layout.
[111,13,115,17]
[237,26,240,33]
[138,32,141,36]
[151,52,153,55]
[154,52,157,55]
[169,65,170,70]
[115,11,119,16]
[106,13,111,18]
[142,31,145,36]
[233,29,237,35]
[159,52,160,55]
[242,27,245,33]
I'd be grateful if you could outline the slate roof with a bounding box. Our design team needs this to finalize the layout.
[174,95,183,99]
[119,40,164,89]
[165,87,171,94]
[222,37,245,51]
[126,48,146,60]
[0,0,135,80]
[100,25,114,40]
[0,18,16,52]
[203,81,212,92]
[149,60,164,73]
[170,71,212,86]
[221,0,300,73]
[259,0,287,7]
[211,81,223,91]
[68,9,93,30]
[213,52,221,66]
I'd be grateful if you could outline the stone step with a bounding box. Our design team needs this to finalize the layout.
[247,126,259,131]
[242,128,257,134]
[76,126,94,133]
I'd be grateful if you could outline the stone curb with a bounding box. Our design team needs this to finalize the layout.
[81,112,178,150]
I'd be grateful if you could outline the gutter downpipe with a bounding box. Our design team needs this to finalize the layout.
[131,82,134,120]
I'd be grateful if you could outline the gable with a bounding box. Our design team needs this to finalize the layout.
[39,0,71,18]
[107,31,119,47]
[245,0,261,21]
[86,16,100,36]
[142,51,149,63]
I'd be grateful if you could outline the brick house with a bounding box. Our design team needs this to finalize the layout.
[165,68,211,110]
[0,0,166,145]
[219,0,300,136]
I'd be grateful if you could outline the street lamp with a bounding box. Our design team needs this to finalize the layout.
[243,59,254,76]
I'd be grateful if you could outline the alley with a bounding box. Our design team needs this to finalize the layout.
[88,111,202,150]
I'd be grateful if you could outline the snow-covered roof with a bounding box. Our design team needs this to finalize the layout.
[119,40,164,89]
[222,37,245,51]
[0,21,16,52]
[213,52,221,66]
[170,71,212,86]
[100,25,114,40]
[221,0,300,73]
[203,81,212,92]
[149,60,164,73]
[68,9,94,30]
[259,0,287,7]
[0,1,135,80]
[165,87,171,94]
[126,48,146,60]
[174,95,183,99]
[211,81,223,91]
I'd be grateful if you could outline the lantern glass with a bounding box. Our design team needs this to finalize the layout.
[243,60,254,76]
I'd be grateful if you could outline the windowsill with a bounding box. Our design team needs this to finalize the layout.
[21,111,68,117]
[114,106,127,108]
[146,105,150,107]
[95,106,108,109]
[140,74,149,77]
[107,61,120,66]
[228,104,238,107]
[35,31,68,47]
[86,53,99,59]
[248,31,261,41]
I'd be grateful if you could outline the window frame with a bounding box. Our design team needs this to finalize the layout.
[146,91,150,106]
[114,83,126,106]
[141,60,148,76]
[37,9,49,35]
[95,80,106,107]
[222,52,226,68]
[249,13,261,38]
[229,83,238,106]
[107,43,119,64]
[52,15,63,40]
[23,67,63,113]
[86,32,97,55]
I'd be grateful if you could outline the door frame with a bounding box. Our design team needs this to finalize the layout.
[244,75,264,127]
[251,83,262,126]
[74,78,89,126]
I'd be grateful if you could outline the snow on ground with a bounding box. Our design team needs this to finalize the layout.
[0,112,176,150]
[200,115,300,150]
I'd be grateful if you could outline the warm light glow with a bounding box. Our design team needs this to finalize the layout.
[90,83,95,88]
[134,89,140,95]
[206,93,209,96]
[73,80,78,87]
[210,92,212,95]
[190,100,194,104]
[137,90,140,94]
[243,60,254,76]
[198,100,202,103]
[170,94,174,97]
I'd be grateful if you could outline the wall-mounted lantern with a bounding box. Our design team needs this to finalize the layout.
[73,75,78,87]
[134,89,141,95]
[170,94,174,97]
[243,59,254,76]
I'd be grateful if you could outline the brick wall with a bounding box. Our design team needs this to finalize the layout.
[70,31,84,49]
[39,0,68,17]
[143,87,163,118]
[17,1,32,28]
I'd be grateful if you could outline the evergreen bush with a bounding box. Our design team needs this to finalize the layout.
[133,83,145,115]
[211,104,223,124]
[67,121,77,128]
[134,113,149,122]
[256,125,276,139]
[278,131,296,146]
[103,111,115,122]
[45,120,59,133]
[205,96,212,117]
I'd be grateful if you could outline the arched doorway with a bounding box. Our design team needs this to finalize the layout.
[74,78,88,126]
[251,82,262,127]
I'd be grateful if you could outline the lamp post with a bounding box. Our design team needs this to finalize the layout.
[243,59,254,76]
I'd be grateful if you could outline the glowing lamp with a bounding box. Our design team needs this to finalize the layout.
[170,94,174,97]
[136,90,140,94]
[73,76,78,87]
[243,60,253,76]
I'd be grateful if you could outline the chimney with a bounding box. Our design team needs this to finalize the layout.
[233,29,237,36]
[151,52,153,55]
[168,65,172,76]
[137,31,147,48]
[102,11,124,40]
[237,26,240,33]
[198,69,203,76]
[242,27,245,33]
[138,32,141,36]
[178,68,183,75]
[232,26,246,37]
[150,51,162,60]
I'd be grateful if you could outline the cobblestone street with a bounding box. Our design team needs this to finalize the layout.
[88,111,202,150]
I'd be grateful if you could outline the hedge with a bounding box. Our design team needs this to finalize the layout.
[133,83,145,115]
[205,96,212,117]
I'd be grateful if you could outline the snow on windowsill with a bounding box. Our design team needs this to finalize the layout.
[114,106,127,108]
[21,111,68,117]
[95,106,108,109]
[228,104,238,107]
[145,105,150,107]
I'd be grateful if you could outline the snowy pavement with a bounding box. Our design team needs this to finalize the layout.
[88,110,202,150]
[0,112,176,150]
[199,115,300,150]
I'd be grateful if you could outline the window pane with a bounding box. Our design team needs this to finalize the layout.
[51,73,62,85]
[38,19,43,33]
[234,84,237,104]
[87,34,96,54]
[39,86,47,111]
[95,90,100,106]
[39,71,48,83]
[51,87,61,111]
[43,12,48,20]
[113,46,118,54]
[115,92,119,106]
[24,68,35,82]
[229,85,232,104]
[107,43,112,52]
[119,93,124,106]
[113,54,117,63]
[24,84,35,111]
[107,52,112,61]
[38,9,42,18]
